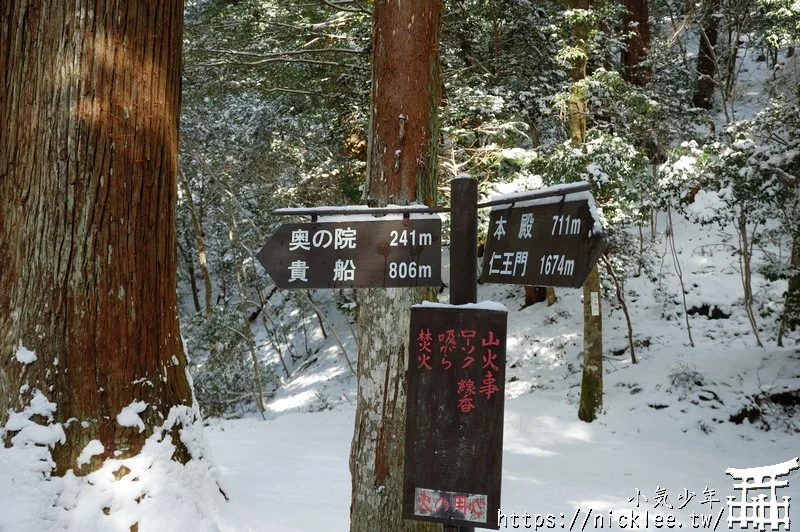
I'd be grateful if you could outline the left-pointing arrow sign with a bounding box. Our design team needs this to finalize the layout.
[256,217,442,289]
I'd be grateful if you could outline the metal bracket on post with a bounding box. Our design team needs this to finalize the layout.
[443,517,473,532]
[443,523,474,532]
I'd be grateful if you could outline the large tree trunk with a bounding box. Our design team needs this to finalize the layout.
[578,267,603,421]
[693,0,720,109]
[621,0,651,86]
[566,0,604,422]
[0,0,195,475]
[349,1,442,530]
[778,238,800,346]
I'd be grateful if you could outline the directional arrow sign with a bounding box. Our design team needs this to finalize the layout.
[257,217,441,289]
[481,192,606,288]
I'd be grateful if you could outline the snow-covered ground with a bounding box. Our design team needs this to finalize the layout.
[207,348,800,530]
[195,42,799,532]
[3,210,798,531]
[200,212,800,531]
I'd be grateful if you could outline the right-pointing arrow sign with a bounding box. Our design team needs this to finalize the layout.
[481,189,607,288]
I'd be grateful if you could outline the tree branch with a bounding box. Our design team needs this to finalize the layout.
[268,21,358,40]
[263,87,324,96]
[202,47,365,59]
[194,57,349,68]
[319,0,371,14]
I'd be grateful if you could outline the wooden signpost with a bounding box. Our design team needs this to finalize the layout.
[481,186,606,288]
[403,303,507,530]
[256,217,441,289]
[261,179,606,532]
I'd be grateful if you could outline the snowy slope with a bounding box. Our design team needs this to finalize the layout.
[1,193,798,532]
[199,211,800,531]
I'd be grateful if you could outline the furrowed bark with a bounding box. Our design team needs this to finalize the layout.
[362,0,441,209]
[621,0,652,86]
[0,0,194,474]
[350,1,442,530]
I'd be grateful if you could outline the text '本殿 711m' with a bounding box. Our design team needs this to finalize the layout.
[481,190,607,289]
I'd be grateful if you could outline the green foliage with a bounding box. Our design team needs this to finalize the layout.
[439,0,566,187]
[183,0,372,209]
[557,45,589,66]
[175,0,800,406]
[779,285,800,331]
[440,84,535,188]
[757,0,800,48]
[559,2,629,71]
[660,96,800,332]
[184,309,279,416]
[660,98,800,229]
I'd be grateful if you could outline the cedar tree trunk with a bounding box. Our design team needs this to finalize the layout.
[693,0,720,109]
[0,0,195,475]
[621,0,651,86]
[349,1,442,531]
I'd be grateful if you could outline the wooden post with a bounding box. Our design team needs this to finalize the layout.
[450,177,478,306]
[446,176,477,531]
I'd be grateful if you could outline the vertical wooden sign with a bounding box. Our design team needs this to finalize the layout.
[403,303,507,530]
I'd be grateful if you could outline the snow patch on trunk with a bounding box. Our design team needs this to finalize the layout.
[3,389,65,448]
[15,343,37,365]
[76,439,104,467]
[116,401,147,433]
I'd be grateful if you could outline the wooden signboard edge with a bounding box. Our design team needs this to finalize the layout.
[402,305,507,531]
[256,218,443,290]
[479,199,607,289]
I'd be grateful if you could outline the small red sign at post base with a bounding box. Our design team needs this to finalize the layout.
[403,304,507,530]
[414,488,489,524]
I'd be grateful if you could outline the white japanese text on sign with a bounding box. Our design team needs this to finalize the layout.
[258,218,442,289]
